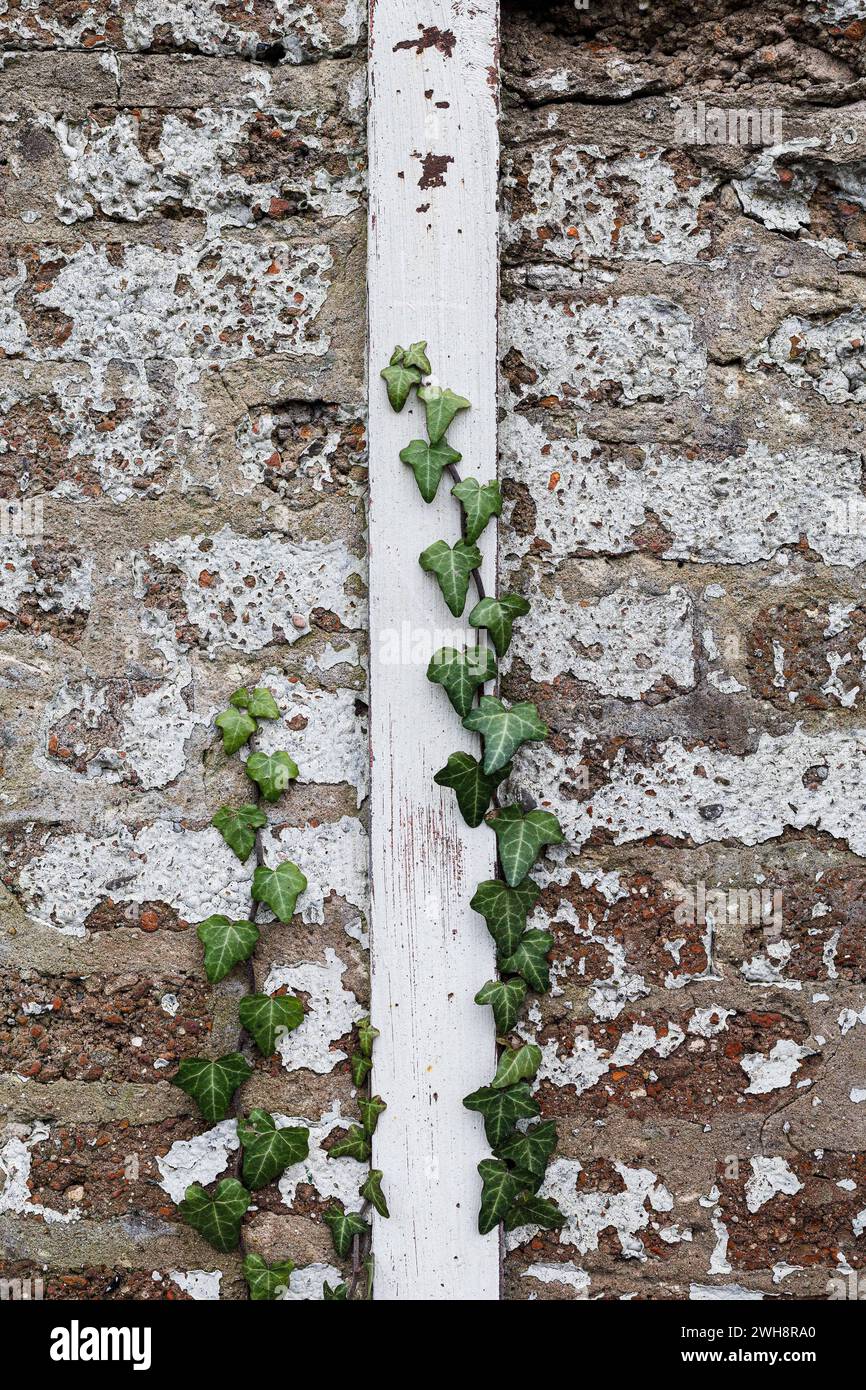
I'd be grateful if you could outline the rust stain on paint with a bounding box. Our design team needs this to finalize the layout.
[393,25,457,58]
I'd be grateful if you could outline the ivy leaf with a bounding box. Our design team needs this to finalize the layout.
[243,1254,294,1301]
[504,1193,564,1233]
[323,1281,348,1300]
[247,688,281,719]
[215,706,257,755]
[499,929,554,993]
[323,1204,369,1259]
[474,977,527,1034]
[427,645,497,719]
[212,804,267,862]
[196,915,259,984]
[172,1054,252,1125]
[468,594,531,658]
[359,1094,387,1136]
[252,861,307,922]
[433,751,510,828]
[229,686,280,720]
[488,805,564,886]
[381,361,421,411]
[351,1053,373,1086]
[463,696,547,775]
[245,750,299,802]
[491,1042,542,1090]
[403,340,431,374]
[470,878,541,958]
[452,478,503,544]
[509,1167,544,1196]
[329,1125,371,1162]
[357,1016,380,1059]
[417,384,470,443]
[477,1158,522,1235]
[463,1081,539,1147]
[496,1119,557,1177]
[238,992,304,1056]
[419,539,481,618]
[238,1109,310,1190]
[400,437,461,503]
[360,1169,389,1218]
[179,1179,250,1253]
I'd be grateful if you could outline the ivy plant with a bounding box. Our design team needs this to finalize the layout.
[172,683,344,1300]
[384,345,565,1241]
[324,1014,388,1298]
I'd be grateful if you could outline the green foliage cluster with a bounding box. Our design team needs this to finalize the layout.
[383,343,565,1237]
[174,684,321,1299]
[320,1015,388,1298]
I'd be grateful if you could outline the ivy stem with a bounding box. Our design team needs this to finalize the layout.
[232,728,266,1284]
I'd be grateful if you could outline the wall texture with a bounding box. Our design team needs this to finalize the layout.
[0,1,370,1299]
[3,0,866,1304]
[499,0,866,1300]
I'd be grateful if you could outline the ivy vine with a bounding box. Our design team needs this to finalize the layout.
[382,342,566,1240]
[174,684,386,1300]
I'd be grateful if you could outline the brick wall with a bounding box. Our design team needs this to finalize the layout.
[499,0,866,1300]
[0,1,369,1300]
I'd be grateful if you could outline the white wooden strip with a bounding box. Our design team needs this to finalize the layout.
[367,0,500,1300]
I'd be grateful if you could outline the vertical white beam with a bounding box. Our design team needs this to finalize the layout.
[367,0,500,1300]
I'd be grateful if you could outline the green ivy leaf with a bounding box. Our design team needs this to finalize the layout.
[238,992,304,1056]
[351,1053,373,1087]
[463,1082,539,1147]
[245,750,299,802]
[179,1178,250,1252]
[403,340,431,374]
[360,1169,389,1218]
[463,696,547,774]
[215,706,257,755]
[427,646,497,719]
[433,751,510,828]
[419,539,481,618]
[359,1094,387,1136]
[474,977,527,1034]
[504,1193,564,1233]
[323,1281,348,1300]
[196,915,260,984]
[496,1119,557,1177]
[417,383,470,443]
[243,1253,294,1301]
[238,1109,310,1190]
[357,1016,380,1059]
[488,805,564,885]
[469,878,541,958]
[452,478,503,544]
[329,1125,371,1162]
[247,688,281,719]
[477,1158,522,1235]
[399,437,461,503]
[252,861,308,922]
[229,686,280,720]
[509,1167,544,1196]
[381,361,421,411]
[323,1204,369,1259]
[499,929,554,993]
[491,1042,542,1090]
[211,804,267,862]
[172,1054,252,1125]
[468,594,531,658]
